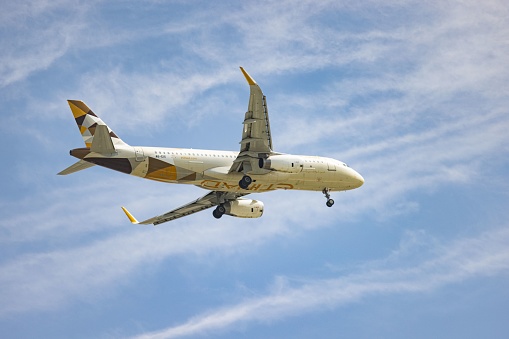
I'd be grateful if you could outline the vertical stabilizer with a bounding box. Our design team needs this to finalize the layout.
[68,100,127,148]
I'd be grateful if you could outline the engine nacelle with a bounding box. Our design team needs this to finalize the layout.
[224,199,264,218]
[259,154,303,173]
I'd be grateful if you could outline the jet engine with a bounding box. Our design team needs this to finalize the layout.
[224,199,264,218]
[258,154,303,173]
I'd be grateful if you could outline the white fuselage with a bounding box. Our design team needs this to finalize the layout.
[100,145,364,193]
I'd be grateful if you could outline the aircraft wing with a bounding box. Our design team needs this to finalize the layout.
[230,67,274,173]
[121,191,248,226]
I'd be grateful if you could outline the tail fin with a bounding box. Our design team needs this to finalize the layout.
[67,100,127,148]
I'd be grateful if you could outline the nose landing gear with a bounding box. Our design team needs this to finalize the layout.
[322,188,334,207]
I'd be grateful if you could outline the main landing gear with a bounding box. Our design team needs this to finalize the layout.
[239,175,252,190]
[322,188,335,207]
[213,204,226,219]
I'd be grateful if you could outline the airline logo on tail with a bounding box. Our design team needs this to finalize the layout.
[68,100,125,148]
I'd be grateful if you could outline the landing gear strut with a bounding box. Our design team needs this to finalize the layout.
[323,188,334,207]
[239,175,252,190]
[213,204,226,219]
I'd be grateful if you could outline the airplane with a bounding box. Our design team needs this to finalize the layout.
[59,67,364,225]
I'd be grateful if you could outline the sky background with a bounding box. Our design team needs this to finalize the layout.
[1,1,509,338]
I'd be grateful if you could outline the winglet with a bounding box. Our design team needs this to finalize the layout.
[121,206,140,224]
[240,67,257,86]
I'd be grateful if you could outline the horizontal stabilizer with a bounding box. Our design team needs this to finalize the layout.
[58,160,95,175]
[90,125,116,154]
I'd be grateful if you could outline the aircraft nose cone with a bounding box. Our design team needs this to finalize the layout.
[352,170,364,188]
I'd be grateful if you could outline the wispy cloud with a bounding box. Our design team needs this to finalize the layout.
[49,0,508,147]
[130,227,509,338]
[0,211,289,315]
[0,177,300,315]
[0,0,92,87]
[67,67,241,130]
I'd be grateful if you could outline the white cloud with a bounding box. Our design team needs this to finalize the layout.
[129,227,509,339]
[67,67,240,130]
[51,0,508,155]
[0,183,298,315]
[0,0,92,87]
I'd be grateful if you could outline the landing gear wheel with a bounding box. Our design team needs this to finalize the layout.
[213,205,225,219]
[326,199,335,207]
[212,209,222,219]
[322,188,334,207]
[239,175,252,190]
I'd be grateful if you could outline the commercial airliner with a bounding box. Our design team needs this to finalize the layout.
[59,68,364,225]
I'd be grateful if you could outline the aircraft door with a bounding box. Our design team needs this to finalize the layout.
[134,147,145,161]
[327,162,336,171]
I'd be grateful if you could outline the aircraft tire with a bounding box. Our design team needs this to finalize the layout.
[213,208,223,219]
[239,175,252,189]
[326,199,334,207]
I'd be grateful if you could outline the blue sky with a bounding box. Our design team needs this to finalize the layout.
[1,0,509,338]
